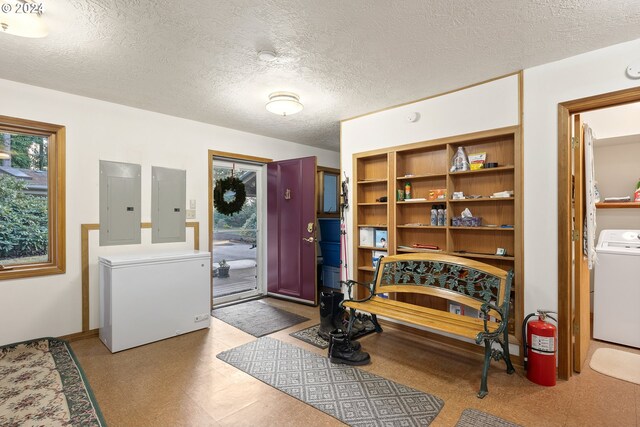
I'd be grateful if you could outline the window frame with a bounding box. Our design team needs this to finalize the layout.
[0,115,65,280]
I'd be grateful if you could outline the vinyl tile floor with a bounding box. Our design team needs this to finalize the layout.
[71,298,640,426]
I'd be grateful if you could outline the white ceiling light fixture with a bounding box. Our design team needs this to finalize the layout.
[626,60,640,79]
[0,1,48,38]
[257,50,277,62]
[266,92,304,116]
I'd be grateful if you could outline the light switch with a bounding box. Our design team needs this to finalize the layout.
[189,199,196,209]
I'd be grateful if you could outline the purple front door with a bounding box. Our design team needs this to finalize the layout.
[267,157,317,304]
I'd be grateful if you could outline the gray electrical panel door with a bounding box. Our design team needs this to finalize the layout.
[99,161,141,246]
[152,166,186,243]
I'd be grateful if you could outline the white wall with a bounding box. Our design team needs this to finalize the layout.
[523,37,640,317]
[0,78,338,345]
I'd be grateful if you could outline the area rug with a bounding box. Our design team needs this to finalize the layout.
[455,408,521,427]
[290,323,377,349]
[589,348,640,385]
[212,299,309,337]
[0,337,105,426]
[217,337,444,426]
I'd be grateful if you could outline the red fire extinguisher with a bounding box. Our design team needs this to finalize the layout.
[523,310,557,387]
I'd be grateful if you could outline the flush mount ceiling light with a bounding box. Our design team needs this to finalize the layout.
[257,50,277,62]
[266,92,303,116]
[0,1,48,38]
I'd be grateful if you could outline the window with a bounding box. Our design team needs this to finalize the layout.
[316,167,340,216]
[0,115,65,279]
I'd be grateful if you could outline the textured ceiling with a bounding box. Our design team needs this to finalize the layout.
[2,1,640,151]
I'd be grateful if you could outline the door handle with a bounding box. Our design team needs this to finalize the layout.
[302,237,315,243]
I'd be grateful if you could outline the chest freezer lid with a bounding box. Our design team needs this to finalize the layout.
[99,250,211,267]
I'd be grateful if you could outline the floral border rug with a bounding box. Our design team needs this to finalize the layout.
[0,337,106,426]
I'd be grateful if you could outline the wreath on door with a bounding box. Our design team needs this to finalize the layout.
[214,176,246,216]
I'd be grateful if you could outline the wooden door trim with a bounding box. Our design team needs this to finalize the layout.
[557,85,640,380]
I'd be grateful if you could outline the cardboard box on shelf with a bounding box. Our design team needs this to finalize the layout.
[428,189,447,201]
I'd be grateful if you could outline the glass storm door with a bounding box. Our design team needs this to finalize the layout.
[212,159,264,306]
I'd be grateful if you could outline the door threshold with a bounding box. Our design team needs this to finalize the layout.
[213,295,265,309]
[267,292,316,306]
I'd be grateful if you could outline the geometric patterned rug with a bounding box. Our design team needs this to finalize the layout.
[455,408,521,427]
[212,299,309,337]
[0,338,105,426]
[217,337,444,426]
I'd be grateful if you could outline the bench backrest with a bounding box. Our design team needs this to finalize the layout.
[373,253,513,318]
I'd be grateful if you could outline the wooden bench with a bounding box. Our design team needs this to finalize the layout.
[341,253,515,398]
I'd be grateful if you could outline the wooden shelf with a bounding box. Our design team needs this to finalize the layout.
[397,225,446,229]
[449,197,514,202]
[358,246,388,251]
[451,252,515,261]
[358,202,387,206]
[450,226,514,231]
[397,248,445,254]
[357,178,387,184]
[357,224,387,228]
[396,173,447,180]
[449,165,514,176]
[397,199,447,204]
[358,266,376,272]
[395,248,514,261]
[595,202,640,209]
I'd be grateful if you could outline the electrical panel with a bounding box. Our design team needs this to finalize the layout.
[99,160,141,246]
[151,166,186,243]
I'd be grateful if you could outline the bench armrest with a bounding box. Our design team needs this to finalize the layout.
[339,279,375,305]
[476,301,508,343]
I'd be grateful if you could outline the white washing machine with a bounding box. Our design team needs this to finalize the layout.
[593,230,640,348]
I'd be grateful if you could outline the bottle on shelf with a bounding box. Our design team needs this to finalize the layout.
[404,181,412,199]
[430,205,438,226]
[437,205,445,226]
[635,178,640,202]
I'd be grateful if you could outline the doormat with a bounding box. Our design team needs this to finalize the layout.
[455,408,521,427]
[290,324,330,348]
[589,348,640,385]
[290,324,377,349]
[0,338,106,426]
[217,337,444,426]
[212,299,309,337]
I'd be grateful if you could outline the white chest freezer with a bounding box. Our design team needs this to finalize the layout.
[593,230,640,348]
[99,250,211,352]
